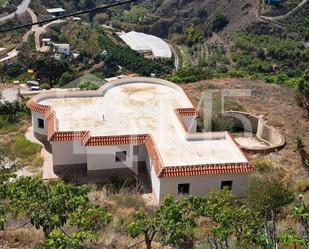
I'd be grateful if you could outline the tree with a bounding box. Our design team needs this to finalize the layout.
[1,174,112,247]
[194,189,267,248]
[42,229,90,249]
[291,196,309,244]
[7,177,90,237]
[246,162,295,248]
[0,101,28,123]
[127,196,197,249]
[69,205,112,232]
[58,71,80,87]
[211,15,229,32]
[34,56,69,88]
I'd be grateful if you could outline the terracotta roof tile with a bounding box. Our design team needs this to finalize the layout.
[176,108,199,117]
[50,131,88,142]
[85,134,149,146]
[27,85,253,178]
[27,99,50,113]
[160,163,253,178]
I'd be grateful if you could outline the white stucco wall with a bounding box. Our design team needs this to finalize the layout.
[159,173,250,202]
[86,144,135,171]
[145,152,161,201]
[31,111,47,135]
[51,141,87,165]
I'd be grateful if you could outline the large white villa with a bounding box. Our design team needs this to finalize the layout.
[27,77,253,203]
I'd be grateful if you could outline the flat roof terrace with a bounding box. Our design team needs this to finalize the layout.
[38,80,248,167]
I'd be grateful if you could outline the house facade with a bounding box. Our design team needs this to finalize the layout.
[27,77,253,203]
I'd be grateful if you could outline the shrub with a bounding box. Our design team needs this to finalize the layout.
[211,14,229,32]
[40,83,50,90]
[58,71,80,87]
[168,67,212,83]
[294,178,309,193]
[264,75,276,83]
[252,159,273,174]
[228,69,246,78]
[79,81,99,90]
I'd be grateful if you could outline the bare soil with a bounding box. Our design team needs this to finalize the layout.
[182,78,309,181]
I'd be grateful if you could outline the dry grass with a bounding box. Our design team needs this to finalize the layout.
[85,185,161,248]
[0,227,44,249]
[182,78,309,182]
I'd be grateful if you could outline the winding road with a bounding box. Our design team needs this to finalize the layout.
[260,0,308,21]
[0,7,36,62]
[0,5,67,62]
[0,0,31,22]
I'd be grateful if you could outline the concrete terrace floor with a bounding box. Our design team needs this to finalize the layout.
[40,82,248,167]
[233,132,270,149]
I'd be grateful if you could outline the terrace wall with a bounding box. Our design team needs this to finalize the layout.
[224,111,285,153]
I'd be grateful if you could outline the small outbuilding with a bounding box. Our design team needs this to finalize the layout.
[46,8,65,17]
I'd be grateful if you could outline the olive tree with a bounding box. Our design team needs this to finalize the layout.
[246,163,295,248]
[126,195,197,249]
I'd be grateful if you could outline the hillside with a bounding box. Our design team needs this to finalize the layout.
[153,0,260,37]
[279,0,309,40]
[109,0,260,40]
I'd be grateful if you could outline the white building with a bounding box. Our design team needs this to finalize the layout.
[42,38,51,47]
[118,31,172,59]
[46,8,65,17]
[52,43,70,56]
[27,77,253,203]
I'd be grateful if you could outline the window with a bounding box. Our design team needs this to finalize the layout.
[221,181,233,190]
[178,183,190,195]
[115,151,127,162]
[133,145,139,155]
[38,118,44,129]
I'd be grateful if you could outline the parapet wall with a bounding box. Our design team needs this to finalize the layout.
[224,111,285,153]
[27,77,253,178]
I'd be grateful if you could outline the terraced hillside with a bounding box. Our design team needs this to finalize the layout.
[109,0,260,40]
[278,0,309,39]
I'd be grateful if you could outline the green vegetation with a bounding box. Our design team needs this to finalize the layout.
[78,81,99,90]
[57,71,80,87]
[0,101,42,169]
[99,31,173,76]
[115,5,148,24]
[39,83,50,90]
[0,175,112,247]
[231,33,308,82]
[127,196,196,249]
[279,1,309,40]
[1,157,308,248]
[211,14,229,32]
[228,32,309,114]
[0,101,29,123]
[34,56,69,88]
[9,135,41,163]
[167,67,212,83]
